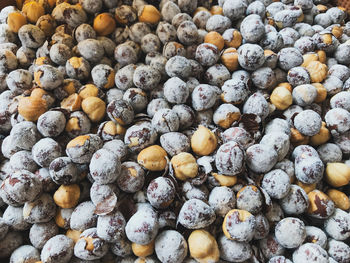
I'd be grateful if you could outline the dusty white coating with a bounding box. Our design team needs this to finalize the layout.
[224,210,256,242]
[262,169,291,199]
[70,201,97,232]
[324,208,350,241]
[155,230,188,263]
[3,205,31,231]
[147,177,175,209]
[275,217,306,248]
[29,221,59,249]
[218,234,252,262]
[243,92,269,120]
[246,144,278,173]
[265,118,291,137]
[317,143,343,163]
[279,185,309,215]
[182,182,209,201]
[294,156,324,184]
[32,138,62,168]
[293,243,328,263]
[10,150,38,172]
[208,186,236,217]
[294,110,322,136]
[9,245,40,263]
[305,226,327,249]
[41,234,74,263]
[327,239,350,263]
[325,108,350,134]
[260,132,290,161]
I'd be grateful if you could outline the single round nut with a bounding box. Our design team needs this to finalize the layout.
[22,1,45,23]
[18,96,47,122]
[137,145,167,171]
[138,5,161,24]
[326,189,350,211]
[82,97,106,122]
[171,152,198,181]
[270,86,293,110]
[61,93,82,112]
[53,184,81,209]
[275,217,306,249]
[7,12,27,33]
[188,230,219,263]
[147,177,175,209]
[191,125,217,156]
[221,48,239,71]
[204,31,224,51]
[93,13,116,36]
[325,162,350,187]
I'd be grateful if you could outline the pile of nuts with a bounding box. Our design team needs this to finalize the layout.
[1,0,350,262]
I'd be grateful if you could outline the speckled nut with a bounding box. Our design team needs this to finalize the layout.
[188,230,219,263]
[74,228,108,260]
[18,95,47,121]
[93,13,116,36]
[325,162,350,187]
[307,190,334,219]
[91,64,115,89]
[270,85,293,110]
[53,184,80,209]
[66,57,91,80]
[139,5,161,24]
[223,209,255,242]
[66,134,103,164]
[22,1,45,23]
[191,125,217,156]
[82,97,106,122]
[171,152,198,180]
[34,65,64,90]
[137,145,167,171]
[7,12,27,33]
[327,189,350,211]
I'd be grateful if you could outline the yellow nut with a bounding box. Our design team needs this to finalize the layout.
[61,93,82,112]
[65,117,80,133]
[290,128,309,146]
[22,1,45,23]
[307,190,333,217]
[132,241,155,257]
[67,135,90,149]
[193,7,209,16]
[301,53,319,67]
[310,122,330,146]
[18,96,47,121]
[296,181,316,194]
[325,163,350,187]
[138,5,161,24]
[36,14,56,37]
[216,108,240,129]
[81,96,106,122]
[191,126,217,156]
[316,50,327,63]
[332,25,343,39]
[312,83,327,103]
[188,230,220,263]
[93,13,116,36]
[66,229,82,243]
[223,29,242,49]
[221,48,239,72]
[79,84,99,99]
[306,61,328,83]
[34,56,51,67]
[212,172,237,187]
[316,4,327,13]
[7,12,27,33]
[137,145,168,171]
[276,82,292,92]
[204,31,224,51]
[101,121,126,137]
[171,152,198,181]
[326,189,350,210]
[270,86,293,110]
[55,208,66,228]
[53,184,80,209]
[63,80,77,95]
[210,5,223,15]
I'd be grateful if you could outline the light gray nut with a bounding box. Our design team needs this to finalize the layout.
[152,109,179,134]
[155,230,188,263]
[32,138,62,168]
[10,245,40,263]
[29,221,59,249]
[178,199,215,229]
[218,234,252,263]
[208,186,236,217]
[41,234,74,263]
[293,243,328,263]
[77,39,104,63]
[324,208,350,241]
[18,25,45,49]
[70,201,97,232]
[275,217,306,249]
[3,205,31,231]
[164,77,189,104]
[261,169,291,199]
[279,184,309,215]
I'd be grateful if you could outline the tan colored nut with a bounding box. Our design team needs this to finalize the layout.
[61,93,82,111]
[53,184,81,209]
[212,172,237,187]
[270,86,293,110]
[171,152,198,181]
[63,80,77,95]
[320,33,333,45]
[316,50,327,63]
[296,181,316,194]
[223,209,253,238]
[55,208,66,228]
[191,125,217,156]
[22,1,45,23]
[79,84,99,99]
[326,189,350,210]
[307,190,333,216]
[66,135,91,149]
[36,14,56,37]
[34,56,51,67]
[221,48,239,71]
[65,117,80,132]
[93,13,116,36]
[67,229,83,243]
[137,145,168,171]
[194,7,209,15]
[188,230,220,263]
[301,53,319,67]
[306,61,328,83]
[138,5,161,24]
[316,4,328,12]
[7,12,27,33]
[310,122,330,146]
[81,96,106,122]
[102,121,126,137]
[210,5,223,15]
[217,109,240,129]
[290,128,309,146]
[312,83,327,103]
[30,88,47,99]
[205,31,224,51]
[18,96,47,121]
[332,25,343,39]
[132,241,155,257]
[223,30,242,49]
[276,82,292,92]
[325,163,350,187]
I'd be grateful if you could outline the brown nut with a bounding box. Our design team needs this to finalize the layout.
[310,122,330,146]
[188,230,220,263]
[81,96,106,122]
[325,163,350,187]
[93,13,116,36]
[307,190,334,218]
[270,86,293,110]
[191,125,217,156]
[204,31,224,51]
[171,152,198,181]
[212,172,237,187]
[36,14,56,37]
[296,180,316,194]
[22,1,45,23]
[326,189,350,210]
[138,5,161,24]
[306,61,328,83]
[132,241,155,257]
[53,184,81,209]
[312,83,327,103]
[221,48,239,71]
[78,84,99,99]
[210,5,223,15]
[18,96,47,121]
[7,12,27,33]
[290,128,309,146]
[137,145,168,171]
[61,93,82,112]
[67,229,82,244]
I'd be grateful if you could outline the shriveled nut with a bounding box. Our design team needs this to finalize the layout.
[171,152,198,181]
[82,97,106,122]
[53,184,81,209]
[7,12,27,33]
[191,125,217,156]
[325,163,350,187]
[188,230,220,263]
[22,1,45,23]
[307,190,335,219]
[66,229,82,243]
[270,86,293,110]
[212,172,237,187]
[137,145,168,171]
[326,189,350,210]
[132,241,155,257]
[138,5,161,24]
[221,48,238,71]
[312,83,327,103]
[290,128,309,146]
[204,31,224,51]
[296,181,316,194]
[61,93,82,111]
[310,122,330,146]
[306,61,328,83]
[93,13,116,36]
[18,96,47,121]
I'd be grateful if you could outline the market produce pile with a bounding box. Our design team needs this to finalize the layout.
[1,0,350,262]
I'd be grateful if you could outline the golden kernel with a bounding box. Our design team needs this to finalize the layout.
[191,125,217,156]
[137,145,168,171]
